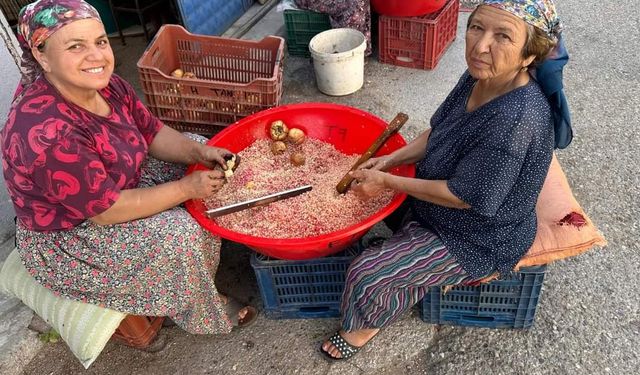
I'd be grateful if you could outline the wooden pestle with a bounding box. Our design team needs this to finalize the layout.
[336,112,409,194]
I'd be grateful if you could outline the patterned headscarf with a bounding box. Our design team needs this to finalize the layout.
[16,0,102,86]
[481,0,571,148]
[482,0,562,39]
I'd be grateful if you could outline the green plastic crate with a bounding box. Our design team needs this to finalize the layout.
[284,9,332,57]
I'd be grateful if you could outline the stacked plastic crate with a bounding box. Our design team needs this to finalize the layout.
[378,0,459,70]
[137,25,284,136]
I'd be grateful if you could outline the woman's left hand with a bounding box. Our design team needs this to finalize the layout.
[350,169,387,200]
[357,155,395,172]
[197,145,234,170]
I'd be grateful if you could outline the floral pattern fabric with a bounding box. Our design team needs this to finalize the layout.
[294,0,372,56]
[15,153,232,335]
[1,74,163,232]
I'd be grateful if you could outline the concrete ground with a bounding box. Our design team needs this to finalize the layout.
[1,0,639,374]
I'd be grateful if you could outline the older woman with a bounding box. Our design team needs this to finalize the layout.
[321,0,567,360]
[1,0,257,335]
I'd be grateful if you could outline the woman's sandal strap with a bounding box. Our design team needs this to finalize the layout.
[327,332,360,359]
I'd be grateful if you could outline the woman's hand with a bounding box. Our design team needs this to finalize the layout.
[357,155,395,172]
[179,169,227,199]
[350,169,387,200]
[196,145,235,170]
[91,169,227,225]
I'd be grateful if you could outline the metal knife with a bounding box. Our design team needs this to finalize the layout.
[205,185,313,218]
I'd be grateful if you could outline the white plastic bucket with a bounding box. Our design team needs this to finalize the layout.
[309,28,366,96]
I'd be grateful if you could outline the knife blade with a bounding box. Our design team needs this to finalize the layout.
[205,185,313,218]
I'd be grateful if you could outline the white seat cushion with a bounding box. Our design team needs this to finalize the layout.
[0,249,126,369]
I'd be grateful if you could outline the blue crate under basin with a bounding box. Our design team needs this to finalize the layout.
[176,0,254,36]
[250,244,362,319]
[420,265,547,329]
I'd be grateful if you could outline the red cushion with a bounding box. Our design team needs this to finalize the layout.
[515,154,606,269]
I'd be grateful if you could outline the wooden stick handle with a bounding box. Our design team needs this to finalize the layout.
[336,112,409,194]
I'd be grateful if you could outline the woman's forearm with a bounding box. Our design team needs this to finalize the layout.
[148,125,201,165]
[383,174,470,209]
[388,128,432,166]
[89,182,188,225]
[382,128,468,208]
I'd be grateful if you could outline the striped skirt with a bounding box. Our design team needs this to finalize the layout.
[341,220,479,331]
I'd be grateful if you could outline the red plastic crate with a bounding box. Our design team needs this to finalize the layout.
[371,0,447,17]
[378,0,459,70]
[137,25,285,136]
[112,315,164,349]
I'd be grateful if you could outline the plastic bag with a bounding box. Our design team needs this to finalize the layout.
[276,0,299,12]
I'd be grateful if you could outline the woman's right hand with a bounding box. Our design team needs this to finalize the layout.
[350,168,388,200]
[358,155,395,172]
[180,169,226,199]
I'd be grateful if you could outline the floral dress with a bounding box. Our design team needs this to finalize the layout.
[1,75,232,334]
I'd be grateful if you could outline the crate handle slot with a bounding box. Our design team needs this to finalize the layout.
[297,306,333,317]
[395,56,415,63]
[274,44,283,69]
[299,307,330,312]
[150,47,160,60]
[457,315,497,323]
[145,46,174,79]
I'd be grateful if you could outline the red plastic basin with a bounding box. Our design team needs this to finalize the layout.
[371,0,447,17]
[185,103,415,260]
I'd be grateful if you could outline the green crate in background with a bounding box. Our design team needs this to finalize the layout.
[284,9,332,57]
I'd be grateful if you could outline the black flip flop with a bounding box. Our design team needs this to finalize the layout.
[320,331,363,361]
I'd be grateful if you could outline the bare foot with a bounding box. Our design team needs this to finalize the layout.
[321,328,380,359]
[219,294,250,321]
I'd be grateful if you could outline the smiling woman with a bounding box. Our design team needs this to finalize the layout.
[33,18,115,114]
[1,0,258,337]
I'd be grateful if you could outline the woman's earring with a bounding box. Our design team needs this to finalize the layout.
[521,66,529,72]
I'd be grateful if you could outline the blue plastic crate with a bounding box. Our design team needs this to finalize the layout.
[420,265,547,329]
[250,245,362,319]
